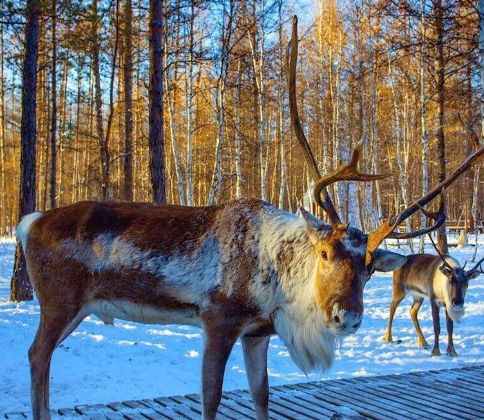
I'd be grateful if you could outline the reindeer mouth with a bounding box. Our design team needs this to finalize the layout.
[325,310,363,336]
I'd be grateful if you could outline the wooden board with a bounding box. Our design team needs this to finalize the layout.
[6,365,484,420]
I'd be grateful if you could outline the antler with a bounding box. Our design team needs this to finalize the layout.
[466,256,484,278]
[427,233,454,272]
[286,16,387,229]
[366,145,484,264]
[286,14,484,265]
[313,139,389,227]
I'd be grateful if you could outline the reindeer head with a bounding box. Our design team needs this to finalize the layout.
[300,208,405,335]
[430,235,484,317]
[287,15,484,337]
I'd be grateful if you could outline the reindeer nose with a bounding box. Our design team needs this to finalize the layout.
[329,305,363,335]
[453,303,464,311]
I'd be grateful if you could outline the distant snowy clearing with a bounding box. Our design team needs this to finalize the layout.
[1,236,484,415]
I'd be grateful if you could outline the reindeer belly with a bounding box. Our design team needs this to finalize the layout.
[89,299,201,327]
[405,285,429,300]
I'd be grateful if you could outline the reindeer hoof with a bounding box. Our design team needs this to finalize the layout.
[384,335,392,343]
[431,348,441,357]
[419,340,430,348]
[446,348,458,357]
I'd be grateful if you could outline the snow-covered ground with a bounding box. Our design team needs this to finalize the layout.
[1,236,484,415]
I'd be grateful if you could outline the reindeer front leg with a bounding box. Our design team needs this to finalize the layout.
[241,335,270,420]
[430,299,441,356]
[445,310,457,357]
[201,318,239,420]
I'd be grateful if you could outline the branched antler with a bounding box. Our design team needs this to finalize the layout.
[286,16,387,230]
[428,233,454,272]
[286,14,484,266]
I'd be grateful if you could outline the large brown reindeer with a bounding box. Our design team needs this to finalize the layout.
[385,236,484,357]
[19,16,484,420]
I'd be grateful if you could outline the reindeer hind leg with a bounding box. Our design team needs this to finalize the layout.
[30,304,86,420]
[241,335,270,420]
[410,297,429,348]
[384,277,405,343]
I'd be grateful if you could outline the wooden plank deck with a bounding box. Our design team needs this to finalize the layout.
[5,365,484,420]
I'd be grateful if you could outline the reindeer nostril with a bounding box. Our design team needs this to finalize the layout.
[353,321,361,329]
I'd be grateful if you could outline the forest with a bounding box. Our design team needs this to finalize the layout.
[3,2,484,417]
[1,0,483,297]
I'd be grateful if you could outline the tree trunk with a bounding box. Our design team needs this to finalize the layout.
[0,23,6,237]
[57,57,68,206]
[248,0,266,201]
[10,0,40,302]
[73,53,82,203]
[473,0,484,255]
[234,60,243,199]
[123,0,133,201]
[149,0,166,204]
[92,0,110,200]
[278,0,285,209]
[435,0,448,254]
[49,0,57,209]
[419,0,429,253]
[207,1,234,205]
[185,2,195,206]
[164,6,185,205]
[369,18,383,233]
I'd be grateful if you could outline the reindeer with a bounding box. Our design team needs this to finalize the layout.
[18,16,484,420]
[385,236,484,357]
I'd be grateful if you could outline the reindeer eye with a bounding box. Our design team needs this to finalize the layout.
[321,251,328,260]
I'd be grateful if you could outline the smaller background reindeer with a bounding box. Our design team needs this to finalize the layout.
[384,235,484,356]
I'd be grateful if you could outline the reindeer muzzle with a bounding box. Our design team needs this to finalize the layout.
[327,304,363,336]
[452,303,464,312]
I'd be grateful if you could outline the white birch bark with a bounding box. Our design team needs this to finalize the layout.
[368,17,382,232]
[234,60,243,199]
[419,0,429,253]
[473,0,484,257]
[185,2,195,206]
[357,7,372,231]
[164,25,185,205]
[165,74,185,205]
[248,0,267,201]
[207,1,235,205]
[389,55,412,251]
[0,24,5,236]
[278,3,286,209]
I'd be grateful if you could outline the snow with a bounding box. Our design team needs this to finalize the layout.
[1,236,484,415]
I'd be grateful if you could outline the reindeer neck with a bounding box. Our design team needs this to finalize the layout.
[258,209,335,374]
[259,210,317,303]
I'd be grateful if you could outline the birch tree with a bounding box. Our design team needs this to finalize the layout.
[185,1,195,206]
[92,0,110,200]
[11,0,40,301]
[419,0,429,253]
[123,0,134,201]
[149,0,166,204]
[49,0,58,209]
[434,0,449,253]
[164,5,185,205]
[207,0,236,205]
[278,0,286,208]
[248,0,267,201]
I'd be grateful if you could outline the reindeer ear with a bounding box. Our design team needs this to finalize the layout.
[466,270,482,280]
[300,207,325,245]
[439,265,453,278]
[372,249,407,272]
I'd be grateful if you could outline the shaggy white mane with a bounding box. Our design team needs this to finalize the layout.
[259,210,336,373]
